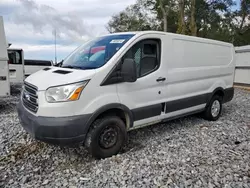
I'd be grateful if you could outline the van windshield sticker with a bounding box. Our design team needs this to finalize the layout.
[110,39,125,44]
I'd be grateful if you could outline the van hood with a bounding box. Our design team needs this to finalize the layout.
[25,67,96,90]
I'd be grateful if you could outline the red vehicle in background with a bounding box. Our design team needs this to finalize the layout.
[90,46,106,54]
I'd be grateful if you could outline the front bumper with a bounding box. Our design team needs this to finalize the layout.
[17,101,91,145]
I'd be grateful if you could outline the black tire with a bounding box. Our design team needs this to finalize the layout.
[202,95,222,121]
[85,116,127,159]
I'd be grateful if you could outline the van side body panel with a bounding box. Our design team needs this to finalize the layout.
[167,35,234,98]
[124,33,235,128]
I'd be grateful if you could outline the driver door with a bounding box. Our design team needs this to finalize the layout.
[117,38,166,127]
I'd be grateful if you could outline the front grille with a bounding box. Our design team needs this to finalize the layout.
[22,82,38,113]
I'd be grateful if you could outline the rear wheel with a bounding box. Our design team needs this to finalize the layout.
[203,95,222,121]
[85,116,127,159]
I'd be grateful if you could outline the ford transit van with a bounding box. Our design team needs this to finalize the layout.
[17,31,235,158]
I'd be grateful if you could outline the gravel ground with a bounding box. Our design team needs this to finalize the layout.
[0,88,250,188]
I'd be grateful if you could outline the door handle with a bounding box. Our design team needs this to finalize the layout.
[156,77,166,82]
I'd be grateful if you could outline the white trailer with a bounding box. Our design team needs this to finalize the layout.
[0,16,25,97]
[235,45,250,86]
[0,16,10,97]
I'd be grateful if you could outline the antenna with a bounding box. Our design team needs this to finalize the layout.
[54,29,57,64]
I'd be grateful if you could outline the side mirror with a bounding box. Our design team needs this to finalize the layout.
[121,58,137,82]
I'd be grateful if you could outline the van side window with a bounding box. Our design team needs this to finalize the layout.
[134,48,142,77]
[123,39,160,78]
[141,43,158,76]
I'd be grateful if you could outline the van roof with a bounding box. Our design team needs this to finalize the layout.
[102,31,164,36]
[102,31,233,46]
[7,48,23,51]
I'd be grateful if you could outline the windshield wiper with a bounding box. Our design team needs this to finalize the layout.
[62,65,99,70]
[62,65,83,69]
[80,67,99,70]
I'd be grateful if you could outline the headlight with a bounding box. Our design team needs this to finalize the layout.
[46,81,88,103]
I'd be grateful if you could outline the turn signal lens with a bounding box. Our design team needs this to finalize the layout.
[69,86,84,101]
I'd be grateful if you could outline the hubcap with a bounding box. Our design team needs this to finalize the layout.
[99,126,118,149]
[211,100,220,117]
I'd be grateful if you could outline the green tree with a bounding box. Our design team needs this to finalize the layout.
[177,0,186,34]
[193,0,234,38]
[190,0,197,36]
[158,0,171,31]
[232,0,250,46]
[106,0,250,46]
[106,0,160,33]
[145,0,178,32]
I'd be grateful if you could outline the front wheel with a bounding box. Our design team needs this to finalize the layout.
[202,95,222,121]
[85,116,127,159]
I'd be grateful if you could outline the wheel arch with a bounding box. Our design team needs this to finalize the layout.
[84,103,133,140]
[206,87,225,107]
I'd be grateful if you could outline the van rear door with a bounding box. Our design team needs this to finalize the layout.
[8,49,24,83]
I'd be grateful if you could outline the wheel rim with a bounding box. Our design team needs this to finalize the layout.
[211,100,220,117]
[99,125,118,149]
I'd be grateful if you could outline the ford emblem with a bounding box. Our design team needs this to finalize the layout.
[24,93,30,101]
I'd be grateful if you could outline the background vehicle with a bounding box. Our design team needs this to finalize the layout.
[234,45,250,86]
[24,59,53,78]
[17,31,235,159]
[8,48,24,83]
[0,16,25,96]
[0,16,10,97]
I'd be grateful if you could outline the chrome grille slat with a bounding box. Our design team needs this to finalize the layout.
[24,81,38,89]
[23,97,38,109]
[23,98,38,112]
[22,82,38,113]
[24,85,37,96]
[29,96,37,104]
[22,95,37,106]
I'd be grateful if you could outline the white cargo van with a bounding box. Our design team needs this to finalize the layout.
[17,31,235,158]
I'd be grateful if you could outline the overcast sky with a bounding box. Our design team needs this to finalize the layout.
[0,0,136,62]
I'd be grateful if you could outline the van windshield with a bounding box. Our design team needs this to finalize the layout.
[62,34,135,70]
